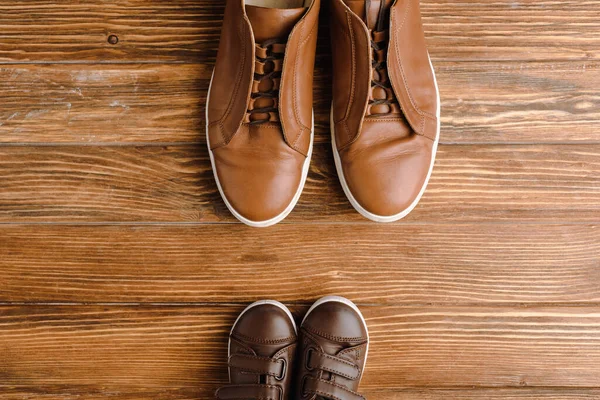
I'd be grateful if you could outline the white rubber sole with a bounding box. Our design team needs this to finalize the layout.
[331,55,441,223]
[206,71,314,228]
[302,296,369,380]
[228,300,297,381]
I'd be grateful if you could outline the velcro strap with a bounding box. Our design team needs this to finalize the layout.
[304,377,365,400]
[215,384,281,400]
[307,351,360,380]
[229,354,285,378]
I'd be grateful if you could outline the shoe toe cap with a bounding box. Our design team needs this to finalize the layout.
[233,303,297,343]
[302,299,368,342]
[211,140,306,225]
[341,135,434,219]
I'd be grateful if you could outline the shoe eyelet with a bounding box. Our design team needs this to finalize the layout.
[300,375,310,399]
[275,385,284,400]
[305,348,315,371]
[275,358,286,381]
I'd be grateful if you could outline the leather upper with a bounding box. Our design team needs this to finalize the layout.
[208,0,319,155]
[279,0,320,155]
[212,124,307,222]
[208,0,254,149]
[330,0,372,150]
[216,303,298,400]
[388,0,438,140]
[330,0,438,146]
[330,0,439,218]
[341,123,434,216]
[207,0,319,224]
[295,301,368,400]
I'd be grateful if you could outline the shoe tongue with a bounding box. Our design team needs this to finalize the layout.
[343,0,366,20]
[344,0,392,30]
[245,5,307,43]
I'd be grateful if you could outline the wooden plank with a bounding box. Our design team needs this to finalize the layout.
[2,388,600,400]
[0,144,598,223]
[1,224,599,304]
[0,1,598,63]
[440,61,600,144]
[365,389,600,400]
[1,306,599,388]
[0,387,211,400]
[0,1,223,63]
[1,61,599,144]
[422,0,600,62]
[0,64,208,144]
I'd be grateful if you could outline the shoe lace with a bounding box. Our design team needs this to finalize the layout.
[245,38,287,125]
[366,0,399,117]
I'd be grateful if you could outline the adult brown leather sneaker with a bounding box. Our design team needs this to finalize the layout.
[206,0,320,227]
[330,0,440,222]
[215,300,298,400]
[295,296,369,400]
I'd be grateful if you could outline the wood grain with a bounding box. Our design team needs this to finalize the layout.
[2,388,600,400]
[0,64,208,144]
[1,61,599,144]
[0,224,599,304]
[363,389,600,400]
[1,306,600,389]
[440,61,600,144]
[0,144,598,223]
[0,1,599,63]
[1,0,599,397]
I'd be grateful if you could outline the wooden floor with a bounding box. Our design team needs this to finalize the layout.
[1,1,600,399]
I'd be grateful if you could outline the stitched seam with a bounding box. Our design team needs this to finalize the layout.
[334,13,352,40]
[338,120,354,152]
[320,364,359,380]
[216,384,279,400]
[320,378,363,396]
[290,21,306,148]
[233,366,278,376]
[291,19,318,151]
[392,1,436,123]
[343,10,357,128]
[338,346,366,375]
[299,17,318,47]
[221,385,278,388]
[207,121,226,148]
[314,389,342,400]
[335,11,358,150]
[366,117,406,122]
[318,353,359,379]
[242,122,281,129]
[313,378,364,400]
[231,354,279,363]
[235,367,278,376]
[303,325,367,342]
[339,11,370,151]
[322,353,355,368]
[338,343,367,359]
[215,21,248,145]
[233,332,296,344]
[274,343,296,359]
